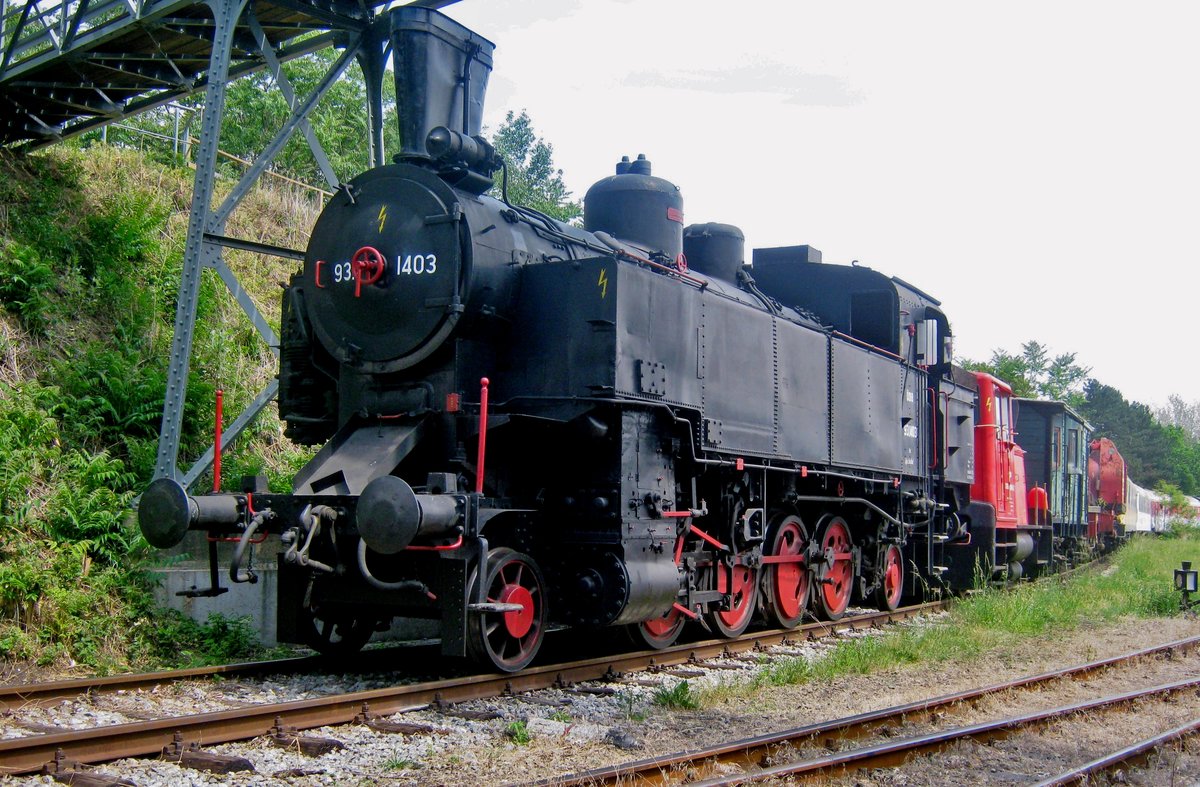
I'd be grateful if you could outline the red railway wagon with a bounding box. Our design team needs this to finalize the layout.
[1088,437,1127,547]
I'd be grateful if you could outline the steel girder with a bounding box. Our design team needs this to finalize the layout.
[2,0,458,488]
[150,0,457,490]
[0,0,381,145]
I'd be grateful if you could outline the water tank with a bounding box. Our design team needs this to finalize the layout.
[683,222,744,282]
[584,155,683,261]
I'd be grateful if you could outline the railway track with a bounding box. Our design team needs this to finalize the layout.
[545,633,1200,786]
[1033,718,1200,786]
[0,602,943,777]
[0,638,460,713]
[0,599,943,715]
[0,655,320,713]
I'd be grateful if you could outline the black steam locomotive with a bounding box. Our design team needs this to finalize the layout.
[139,7,976,672]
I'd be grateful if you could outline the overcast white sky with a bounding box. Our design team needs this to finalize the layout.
[446,1,1200,409]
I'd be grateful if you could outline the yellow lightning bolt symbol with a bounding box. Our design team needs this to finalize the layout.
[598,268,608,299]
[377,205,388,234]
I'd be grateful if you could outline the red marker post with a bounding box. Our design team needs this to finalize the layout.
[475,378,489,494]
[213,389,224,493]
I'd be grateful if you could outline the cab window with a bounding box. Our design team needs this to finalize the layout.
[996,394,1011,442]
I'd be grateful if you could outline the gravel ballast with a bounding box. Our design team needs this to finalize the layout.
[4,612,1200,786]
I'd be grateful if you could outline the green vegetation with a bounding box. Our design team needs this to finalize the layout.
[490,109,582,223]
[694,533,1196,704]
[93,47,400,186]
[98,62,583,226]
[965,341,1200,497]
[383,756,418,771]
[0,144,313,671]
[616,690,648,722]
[505,719,532,745]
[652,680,700,710]
[961,340,1090,407]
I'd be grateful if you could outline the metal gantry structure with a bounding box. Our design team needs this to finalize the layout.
[1,0,456,489]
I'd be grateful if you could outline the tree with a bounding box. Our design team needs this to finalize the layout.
[1156,481,1192,518]
[217,47,399,185]
[1155,395,1200,442]
[90,46,399,187]
[1079,379,1200,496]
[962,348,1034,398]
[489,110,582,223]
[96,73,583,224]
[1042,350,1090,403]
[961,340,1090,407]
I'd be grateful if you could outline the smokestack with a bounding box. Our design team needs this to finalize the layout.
[389,7,495,163]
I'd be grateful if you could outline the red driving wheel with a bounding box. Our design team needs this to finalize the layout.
[466,548,546,672]
[876,544,904,611]
[814,516,854,620]
[762,515,810,629]
[631,605,687,650]
[707,558,758,638]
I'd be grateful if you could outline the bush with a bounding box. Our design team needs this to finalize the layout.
[46,452,140,566]
[0,241,54,331]
[0,145,318,671]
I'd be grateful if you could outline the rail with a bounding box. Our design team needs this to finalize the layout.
[0,603,944,775]
[547,633,1200,786]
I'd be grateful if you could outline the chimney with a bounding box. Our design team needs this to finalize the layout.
[389,7,495,162]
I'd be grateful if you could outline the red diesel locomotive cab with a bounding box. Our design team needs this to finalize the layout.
[971,374,1029,531]
[955,372,1052,581]
[1088,437,1128,545]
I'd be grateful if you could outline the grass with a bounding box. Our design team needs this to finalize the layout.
[652,680,700,710]
[505,720,532,745]
[698,532,1198,704]
[617,690,648,721]
[383,756,418,771]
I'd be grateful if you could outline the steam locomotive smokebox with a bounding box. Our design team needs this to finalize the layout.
[584,155,683,261]
[683,222,744,282]
[390,7,495,161]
